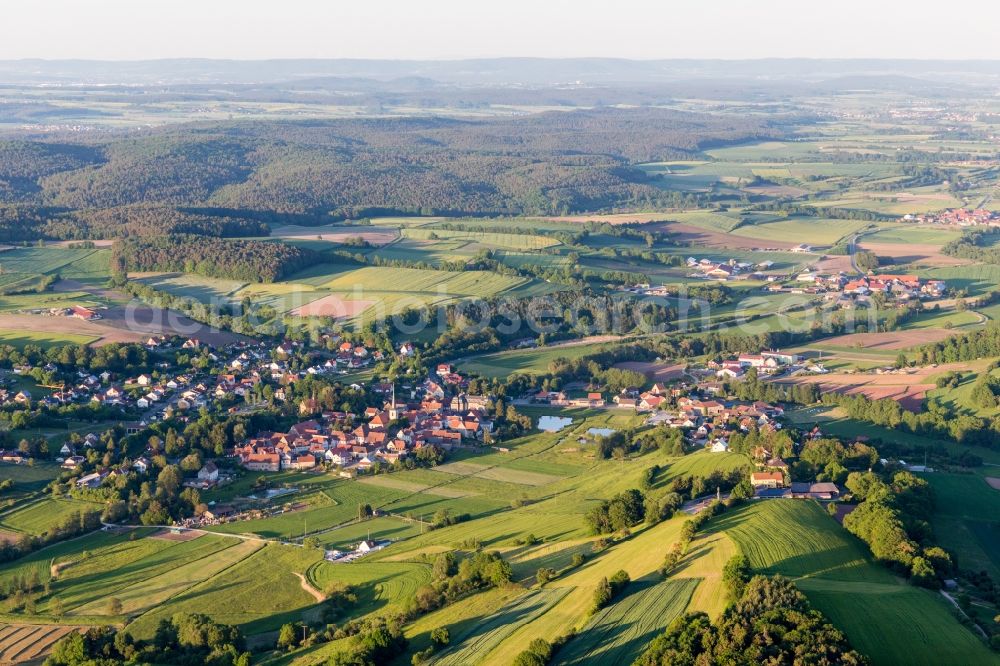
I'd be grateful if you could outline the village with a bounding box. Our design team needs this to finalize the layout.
[901,207,1000,226]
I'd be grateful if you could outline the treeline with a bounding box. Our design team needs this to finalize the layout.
[112,234,316,282]
[45,613,249,666]
[915,322,1000,365]
[0,204,268,242]
[941,228,1000,264]
[748,202,892,222]
[0,340,149,374]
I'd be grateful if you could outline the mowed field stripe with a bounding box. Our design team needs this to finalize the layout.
[73,538,263,615]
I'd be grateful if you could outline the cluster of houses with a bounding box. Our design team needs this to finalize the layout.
[56,430,224,493]
[902,208,999,227]
[641,386,786,452]
[773,271,947,306]
[686,256,779,282]
[234,371,493,474]
[278,339,383,372]
[709,350,800,380]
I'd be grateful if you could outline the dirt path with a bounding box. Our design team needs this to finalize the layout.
[293,572,326,602]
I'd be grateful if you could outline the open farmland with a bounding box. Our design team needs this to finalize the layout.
[0,327,99,348]
[768,363,971,411]
[0,497,104,536]
[460,338,618,377]
[554,578,699,666]
[922,473,1000,579]
[432,588,572,666]
[401,227,559,249]
[271,223,399,246]
[306,560,432,616]
[0,247,110,283]
[126,542,324,637]
[860,241,971,267]
[0,624,87,665]
[815,328,957,351]
[715,501,994,666]
[729,217,871,246]
[612,360,687,381]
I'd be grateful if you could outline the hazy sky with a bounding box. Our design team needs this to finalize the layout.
[5,0,1000,61]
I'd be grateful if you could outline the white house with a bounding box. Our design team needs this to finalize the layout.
[197,462,220,483]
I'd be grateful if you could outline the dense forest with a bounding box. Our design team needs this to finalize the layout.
[0,109,778,230]
[0,205,269,241]
[111,234,316,282]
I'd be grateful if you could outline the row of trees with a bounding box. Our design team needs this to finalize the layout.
[45,613,249,666]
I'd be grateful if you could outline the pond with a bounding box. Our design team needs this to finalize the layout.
[537,415,573,432]
[586,427,617,438]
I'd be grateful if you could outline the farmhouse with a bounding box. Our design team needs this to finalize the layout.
[70,305,99,320]
[750,471,785,489]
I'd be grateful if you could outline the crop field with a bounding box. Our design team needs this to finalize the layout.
[661,210,747,232]
[0,247,110,281]
[805,586,993,666]
[0,328,100,348]
[432,461,564,486]
[0,624,87,665]
[135,261,560,324]
[432,588,573,665]
[920,264,1000,296]
[71,537,263,616]
[554,578,699,666]
[494,250,572,270]
[716,501,994,666]
[0,463,61,492]
[364,238,476,264]
[717,501,893,583]
[43,532,234,612]
[672,530,736,619]
[770,369,938,412]
[655,451,750,484]
[133,272,246,301]
[306,560,432,616]
[401,587,526,660]
[126,542,324,637]
[0,290,102,314]
[864,226,961,245]
[401,227,559,250]
[0,497,104,536]
[271,223,399,246]
[728,217,871,245]
[926,367,1000,417]
[922,473,1000,520]
[460,340,617,378]
[816,328,957,351]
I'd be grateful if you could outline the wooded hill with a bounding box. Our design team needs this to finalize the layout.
[0,108,779,229]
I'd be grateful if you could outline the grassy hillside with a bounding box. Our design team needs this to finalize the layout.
[715,501,995,666]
